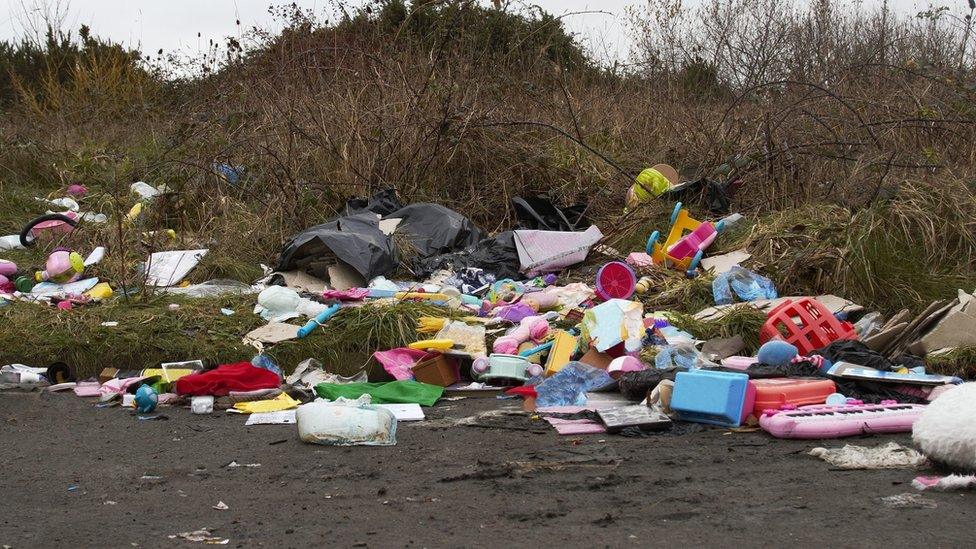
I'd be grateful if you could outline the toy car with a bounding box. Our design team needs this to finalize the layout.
[646,202,725,276]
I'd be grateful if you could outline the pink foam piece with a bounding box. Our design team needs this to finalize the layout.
[543,417,606,435]
[626,252,654,268]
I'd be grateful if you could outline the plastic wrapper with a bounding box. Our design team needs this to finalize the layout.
[163,279,256,298]
[297,396,397,446]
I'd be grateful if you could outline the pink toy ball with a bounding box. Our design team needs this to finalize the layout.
[57,300,73,311]
[66,184,88,197]
[0,274,12,293]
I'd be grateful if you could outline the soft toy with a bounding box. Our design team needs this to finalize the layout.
[756,340,798,367]
[493,315,549,355]
[912,383,973,471]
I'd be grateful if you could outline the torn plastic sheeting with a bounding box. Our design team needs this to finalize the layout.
[913,474,976,491]
[809,442,927,470]
[163,279,256,298]
[276,212,395,281]
[30,277,99,298]
[344,188,403,216]
[415,231,522,281]
[514,225,603,276]
[383,203,484,258]
[373,348,431,380]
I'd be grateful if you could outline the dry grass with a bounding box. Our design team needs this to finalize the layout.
[2,0,976,369]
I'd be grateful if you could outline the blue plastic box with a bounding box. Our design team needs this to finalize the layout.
[671,370,756,427]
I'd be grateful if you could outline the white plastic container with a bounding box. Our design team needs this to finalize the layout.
[296,399,397,446]
[191,395,215,414]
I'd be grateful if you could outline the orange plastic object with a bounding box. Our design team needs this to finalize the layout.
[750,378,837,418]
[759,298,857,355]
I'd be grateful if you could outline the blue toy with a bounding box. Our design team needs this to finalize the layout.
[756,340,799,367]
[297,303,342,338]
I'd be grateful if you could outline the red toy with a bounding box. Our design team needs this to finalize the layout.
[750,378,836,418]
[759,297,857,355]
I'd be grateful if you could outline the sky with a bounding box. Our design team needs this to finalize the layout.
[0,0,968,63]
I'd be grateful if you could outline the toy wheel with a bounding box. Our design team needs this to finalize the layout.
[669,202,683,226]
[686,250,704,277]
[645,230,660,255]
[715,219,726,233]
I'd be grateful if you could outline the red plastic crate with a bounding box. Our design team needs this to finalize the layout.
[759,297,857,355]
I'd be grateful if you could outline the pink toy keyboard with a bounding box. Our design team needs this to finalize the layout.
[759,402,926,439]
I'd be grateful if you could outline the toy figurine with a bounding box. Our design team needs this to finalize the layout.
[35,249,85,284]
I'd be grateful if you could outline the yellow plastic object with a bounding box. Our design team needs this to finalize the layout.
[140,368,195,383]
[649,207,703,272]
[408,339,454,351]
[396,292,448,301]
[142,229,178,241]
[85,282,114,301]
[126,202,142,223]
[518,342,542,365]
[627,165,677,209]
[417,316,448,334]
[232,393,300,414]
[635,277,653,295]
[545,330,579,377]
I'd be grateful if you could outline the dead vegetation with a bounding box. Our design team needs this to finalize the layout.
[1,0,976,370]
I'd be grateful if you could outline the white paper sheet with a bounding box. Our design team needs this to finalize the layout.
[245,410,297,425]
[375,403,425,421]
[146,249,209,287]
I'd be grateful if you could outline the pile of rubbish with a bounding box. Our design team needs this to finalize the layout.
[4,174,976,486]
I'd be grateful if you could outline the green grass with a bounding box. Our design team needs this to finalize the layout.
[926,347,976,379]
[665,305,767,354]
[0,294,448,379]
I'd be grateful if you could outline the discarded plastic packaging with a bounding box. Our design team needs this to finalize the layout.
[165,279,256,298]
[535,361,614,408]
[296,397,397,446]
[713,266,777,305]
[655,343,718,370]
[513,225,603,276]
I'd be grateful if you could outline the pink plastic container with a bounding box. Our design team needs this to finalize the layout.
[667,222,718,260]
[30,211,79,238]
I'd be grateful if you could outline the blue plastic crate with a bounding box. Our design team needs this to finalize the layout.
[671,370,755,427]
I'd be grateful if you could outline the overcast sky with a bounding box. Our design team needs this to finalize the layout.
[0,0,967,62]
